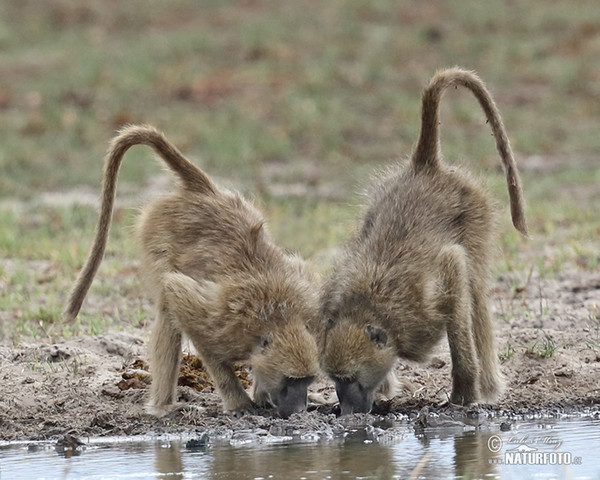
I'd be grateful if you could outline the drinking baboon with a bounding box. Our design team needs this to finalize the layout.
[64,125,320,417]
[320,67,527,415]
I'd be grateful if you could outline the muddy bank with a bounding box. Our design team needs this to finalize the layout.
[1,267,599,442]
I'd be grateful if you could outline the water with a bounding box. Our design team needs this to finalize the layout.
[2,416,599,480]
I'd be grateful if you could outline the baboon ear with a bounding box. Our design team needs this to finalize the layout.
[250,222,265,242]
[259,332,273,351]
[365,324,387,348]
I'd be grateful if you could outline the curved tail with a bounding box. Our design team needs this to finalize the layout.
[412,67,527,236]
[62,125,215,322]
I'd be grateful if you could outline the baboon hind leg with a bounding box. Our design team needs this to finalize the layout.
[147,300,182,416]
[438,245,480,405]
[471,288,504,402]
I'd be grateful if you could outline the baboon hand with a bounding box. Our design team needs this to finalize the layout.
[450,388,476,406]
[225,400,260,418]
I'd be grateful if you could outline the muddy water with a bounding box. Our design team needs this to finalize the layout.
[1,416,599,480]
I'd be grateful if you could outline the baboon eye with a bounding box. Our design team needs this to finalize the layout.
[326,318,336,331]
[365,324,387,347]
[259,332,273,350]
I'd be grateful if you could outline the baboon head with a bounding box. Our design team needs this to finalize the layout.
[321,319,396,415]
[250,322,319,418]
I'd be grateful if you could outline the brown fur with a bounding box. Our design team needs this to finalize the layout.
[320,67,527,413]
[63,125,320,417]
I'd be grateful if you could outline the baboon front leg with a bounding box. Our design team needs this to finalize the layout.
[251,378,274,408]
[438,245,480,405]
[200,354,254,414]
[147,300,182,416]
[471,288,504,402]
[160,272,254,414]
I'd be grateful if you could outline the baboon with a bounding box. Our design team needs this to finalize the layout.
[63,125,320,418]
[320,67,527,415]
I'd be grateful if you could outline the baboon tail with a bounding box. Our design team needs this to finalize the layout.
[412,67,527,236]
[62,125,215,322]
[108,125,216,194]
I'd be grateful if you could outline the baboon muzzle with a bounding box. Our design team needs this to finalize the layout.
[335,379,374,415]
[274,377,312,418]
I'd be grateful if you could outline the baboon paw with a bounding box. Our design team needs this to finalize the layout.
[451,377,479,406]
[145,403,176,417]
[253,397,275,409]
[225,401,259,417]
[450,392,476,406]
[172,404,206,416]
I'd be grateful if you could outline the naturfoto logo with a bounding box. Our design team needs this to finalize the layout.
[487,435,582,466]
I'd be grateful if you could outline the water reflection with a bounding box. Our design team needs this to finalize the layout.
[210,440,395,479]
[453,432,497,479]
[155,442,184,480]
[1,417,599,479]
[150,428,500,479]
[149,419,599,479]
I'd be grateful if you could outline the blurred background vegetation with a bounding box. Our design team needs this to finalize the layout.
[0,0,598,340]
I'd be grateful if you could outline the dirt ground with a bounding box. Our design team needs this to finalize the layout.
[1,265,598,443]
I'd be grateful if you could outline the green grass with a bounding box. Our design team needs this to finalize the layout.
[1,0,599,340]
[527,332,558,359]
[499,342,516,363]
